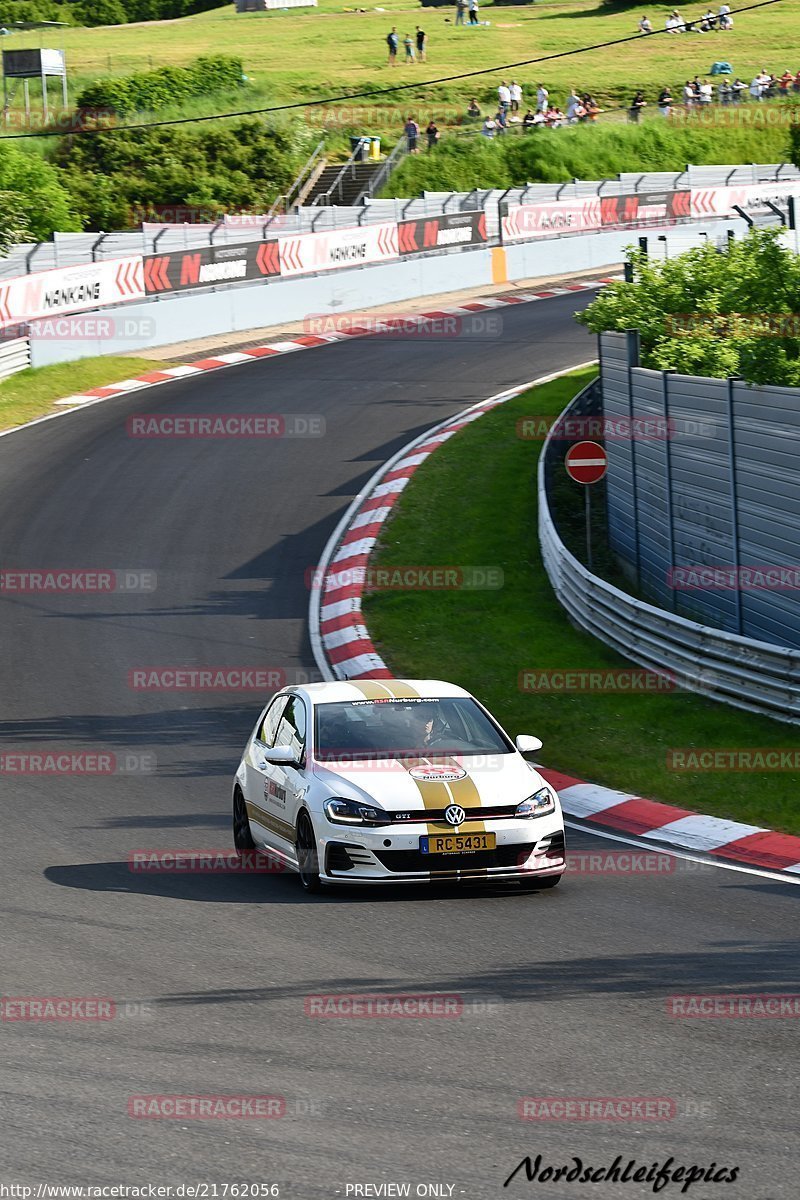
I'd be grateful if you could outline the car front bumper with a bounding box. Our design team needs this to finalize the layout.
[316,815,566,885]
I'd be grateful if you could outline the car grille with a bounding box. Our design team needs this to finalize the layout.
[387,804,521,824]
[374,844,530,873]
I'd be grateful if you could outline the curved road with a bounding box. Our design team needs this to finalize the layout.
[0,293,797,1198]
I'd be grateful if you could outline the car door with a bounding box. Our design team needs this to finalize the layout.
[263,696,309,853]
[243,694,288,851]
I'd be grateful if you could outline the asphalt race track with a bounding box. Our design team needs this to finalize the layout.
[0,292,797,1198]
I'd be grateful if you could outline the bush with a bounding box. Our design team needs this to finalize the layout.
[53,118,315,229]
[0,0,77,23]
[0,143,81,240]
[72,0,127,24]
[77,55,244,117]
[578,229,800,387]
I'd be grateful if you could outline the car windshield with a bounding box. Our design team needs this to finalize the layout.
[314,697,513,760]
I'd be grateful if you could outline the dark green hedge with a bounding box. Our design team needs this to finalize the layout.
[77,56,245,117]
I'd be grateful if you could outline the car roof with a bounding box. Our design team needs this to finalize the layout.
[296,679,472,705]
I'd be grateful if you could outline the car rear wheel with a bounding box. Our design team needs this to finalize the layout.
[296,811,322,893]
[233,787,255,852]
[519,873,562,891]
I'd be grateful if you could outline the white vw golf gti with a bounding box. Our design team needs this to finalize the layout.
[232,679,566,891]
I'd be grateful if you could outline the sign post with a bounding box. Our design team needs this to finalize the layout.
[565,439,608,570]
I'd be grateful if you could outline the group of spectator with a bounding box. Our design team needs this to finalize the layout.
[636,69,800,119]
[639,5,734,33]
[470,81,603,136]
[386,26,427,65]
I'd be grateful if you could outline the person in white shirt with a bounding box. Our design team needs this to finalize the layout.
[718,2,732,27]
[481,116,496,137]
[683,81,695,105]
[566,89,581,121]
[509,80,522,112]
[699,79,713,103]
[497,81,511,112]
[749,76,763,100]
[536,83,549,112]
[638,14,653,32]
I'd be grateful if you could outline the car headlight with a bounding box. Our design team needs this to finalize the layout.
[323,797,391,826]
[515,786,556,818]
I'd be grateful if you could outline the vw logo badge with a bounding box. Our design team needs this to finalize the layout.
[444,804,466,827]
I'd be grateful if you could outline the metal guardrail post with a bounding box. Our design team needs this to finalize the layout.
[662,370,677,612]
[727,376,744,636]
[25,243,45,274]
[91,233,109,262]
[209,219,224,246]
[732,204,753,228]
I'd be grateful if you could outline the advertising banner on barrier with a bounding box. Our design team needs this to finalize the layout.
[600,191,691,226]
[690,181,800,218]
[0,256,144,328]
[278,222,398,277]
[501,199,602,243]
[143,241,281,295]
[397,210,487,254]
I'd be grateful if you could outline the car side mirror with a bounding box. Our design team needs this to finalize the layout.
[262,746,301,767]
[515,734,543,754]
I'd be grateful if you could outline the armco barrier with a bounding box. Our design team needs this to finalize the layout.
[539,381,800,726]
[26,218,750,368]
[0,332,30,380]
[23,219,742,368]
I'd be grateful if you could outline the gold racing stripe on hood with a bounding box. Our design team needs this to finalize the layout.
[347,680,395,699]
[381,681,421,699]
[401,757,486,835]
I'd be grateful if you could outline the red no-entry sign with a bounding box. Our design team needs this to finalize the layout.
[565,440,608,485]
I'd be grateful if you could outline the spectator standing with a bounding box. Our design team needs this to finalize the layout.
[719,79,731,104]
[658,85,673,116]
[779,69,794,93]
[749,75,762,100]
[404,115,419,152]
[566,88,581,121]
[403,33,415,63]
[386,27,398,66]
[683,80,695,106]
[536,83,549,112]
[731,77,747,102]
[718,1,731,26]
[455,0,466,25]
[629,89,647,122]
[425,118,439,149]
[468,0,479,24]
[510,80,522,112]
[495,106,508,133]
[498,81,511,113]
[416,27,427,61]
[699,78,713,104]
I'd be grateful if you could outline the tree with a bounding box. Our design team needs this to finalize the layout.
[0,191,33,256]
[577,229,800,387]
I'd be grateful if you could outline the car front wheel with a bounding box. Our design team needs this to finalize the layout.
[233,787,255,852]
[296,811,322,893]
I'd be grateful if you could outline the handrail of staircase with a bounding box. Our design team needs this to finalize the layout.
[353,135,407,206]
[316,137,371,207]
[267,139,326,216]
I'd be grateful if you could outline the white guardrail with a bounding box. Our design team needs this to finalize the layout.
[538,381,800,726]
[0,333,30,381]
